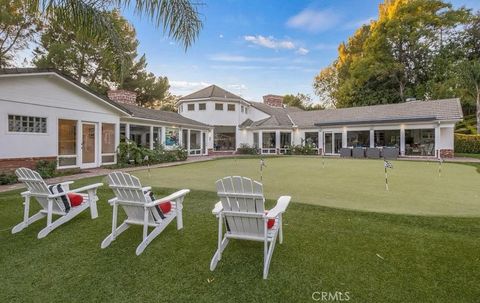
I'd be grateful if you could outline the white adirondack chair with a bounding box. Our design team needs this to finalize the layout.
[102,171,190,255]
[12,167,103,239]
[210,176,291,279]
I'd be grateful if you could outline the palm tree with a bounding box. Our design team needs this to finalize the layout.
[27,0,203,50]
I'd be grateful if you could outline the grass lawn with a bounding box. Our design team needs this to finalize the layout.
[455,152,480,159]
[132,157,480,216]
[0,157,479,302]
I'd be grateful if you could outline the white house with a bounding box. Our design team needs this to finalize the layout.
[178,85,462,158]
[0,69,463,171]
[0,69,212,170]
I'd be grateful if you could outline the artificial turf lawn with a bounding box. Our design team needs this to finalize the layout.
[133,157,480,216]
[0,175,479,303]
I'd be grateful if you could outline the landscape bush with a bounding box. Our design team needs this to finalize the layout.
[236,144,258,155]
[0,172,18,185]
[116,141,188,166]
[290,144,318,155]
[35,160,57,178]
[454,134,480,154]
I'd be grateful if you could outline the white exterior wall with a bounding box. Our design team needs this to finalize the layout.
[179,100,251,126]
[0,75,121,167]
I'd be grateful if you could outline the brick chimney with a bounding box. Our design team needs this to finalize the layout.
[107,89,137,105]
[263,94,284,107]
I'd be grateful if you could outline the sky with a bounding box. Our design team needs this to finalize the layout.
[106,0,479,102]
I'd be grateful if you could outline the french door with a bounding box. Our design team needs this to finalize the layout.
[82,123,97,168]
[324,132,343,154]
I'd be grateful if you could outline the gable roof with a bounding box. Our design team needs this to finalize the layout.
[289,98,463,128]
[0,68,130,115]
[242,102,302,129]
[0,68,211,129]
[178,85,246,102]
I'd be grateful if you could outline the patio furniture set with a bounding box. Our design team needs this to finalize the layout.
[340,147,400,160]
[11,167,291,279]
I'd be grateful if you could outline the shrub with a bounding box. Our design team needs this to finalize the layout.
[454,134,480,154]
[35,160,57,178]
[116,140,188,166]
[0,172,17,185]
[236,144,258,155]
[290,144,318,155]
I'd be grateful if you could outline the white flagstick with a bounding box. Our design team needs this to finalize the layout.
[384,160,393,191]
[322,153,325,168]
[438,157,443,177]
[260,158,266,182]
[144,155,151,178]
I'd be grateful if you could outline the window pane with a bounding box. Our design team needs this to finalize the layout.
[262,132,276,148]
[374,130,400,147]
[9,115,47,133]
[405,129,435,156]
[253,133,259,149]
[102,155,115,163]
[199,103,206,110]
[215,103,223,110]
[227,104,235,111]
[347,131,370,147]
[58,157,77,166]
[190,130,201,149]
[188,104,195,111]
[165,128,179,146]
[304,132,318,147]
[280,132,291,147]
[102,123,115,153]
[58,119,76,155]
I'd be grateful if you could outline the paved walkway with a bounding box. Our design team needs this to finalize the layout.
[0,156,217,193]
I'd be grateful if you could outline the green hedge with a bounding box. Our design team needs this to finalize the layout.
[454,134,480,154]
[236,144,258,155]
[116,141,188,167]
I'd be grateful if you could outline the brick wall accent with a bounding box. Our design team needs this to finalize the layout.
[0,156,57,173]
[263,95,283,107]
[107,90,137,105]
[439,149,454,158]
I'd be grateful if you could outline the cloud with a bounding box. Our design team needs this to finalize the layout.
[209,53,284,63]
[286,8,341,32]
[170,80,211,91]
[244,35,296,50]
[295,47,309,55]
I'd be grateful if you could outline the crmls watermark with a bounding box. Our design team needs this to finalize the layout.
[312,291,351,301]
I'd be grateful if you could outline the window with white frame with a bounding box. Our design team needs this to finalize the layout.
[101,123,116,164]
[187,104,195,111]
[58,119,77,167]
[227,104,235,111]
[199,103,206,110]
[215,103,224,110]
[8,115,47,133]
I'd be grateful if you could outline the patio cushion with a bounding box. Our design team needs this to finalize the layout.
[159,201,172,214]
[67,193,83,207]
[48,184,71,213]
[264,211,275,229]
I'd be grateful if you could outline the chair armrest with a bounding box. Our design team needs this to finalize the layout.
[108,197,118,205]
[212,201,223,215]
[21,191,31,197]
[146,189,190,207]
[67,183,104,194]
[58,181,74,187]
[266,196,291,219]
[142,186,152,192]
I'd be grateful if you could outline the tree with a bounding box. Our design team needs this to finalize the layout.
[25,0,202,51]
[0,0,42,67]
[34,10,138,93]
[313,64,338,108]
[283,93,324,111]
[313,0,471,108]
[121,55,171,108]
[459,60,480,133]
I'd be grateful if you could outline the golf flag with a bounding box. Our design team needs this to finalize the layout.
[260,158,266,181]
[384,160,393,190]
[438,157,443,177]
[144,155,151,177]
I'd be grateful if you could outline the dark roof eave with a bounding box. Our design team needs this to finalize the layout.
[314,117,439,127]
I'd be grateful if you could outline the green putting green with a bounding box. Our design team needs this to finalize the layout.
[133,157,480,217]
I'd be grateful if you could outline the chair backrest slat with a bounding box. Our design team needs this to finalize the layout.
[15,167,65,212]
[216,176,265,237]
[107,172,156,223]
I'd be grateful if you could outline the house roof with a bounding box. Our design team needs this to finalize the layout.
[0,68,130,115]
[0,68,210,129]
[289,98,463,128]
[242,102,303,129]
[178,84,246,102]
[118,102,210,128]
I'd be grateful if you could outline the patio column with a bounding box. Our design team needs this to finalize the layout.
[149,126,154,150]
[318,131,323,155]
[187,129,191,154]
[435,123,441,158]
[125,123,130,141]
[275,130,280,154]
[258,131,263,154]
[200,130,204,155]
[370,129,375,148]
[342,128,347,148]
[400,126,405,156]
[161,126,166,147]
